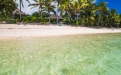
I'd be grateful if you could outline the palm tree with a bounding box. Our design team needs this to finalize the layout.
[119,14,121,27]
[29,0,45,22]
[80,1,96,26]
[96,1,108,26]
[109,9,120,27]
[72,0,89,25]
[107,9,116,26]
[14,0,30,22]
[44,0,56,23]
[53,0,65,23]
[59,0,73,24]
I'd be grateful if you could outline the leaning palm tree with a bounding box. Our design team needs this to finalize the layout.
[14,0,30,21]
[29,0,45,22]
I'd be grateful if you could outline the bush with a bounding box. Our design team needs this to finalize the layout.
[6,18,16,24]
[40,22,46,25]
[21,15,49,23]
[0,17,6,22]
[50,18,56,24]
[16,18,20,22]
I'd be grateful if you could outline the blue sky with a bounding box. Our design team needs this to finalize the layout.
[17,0,121,14]
[96,0,121,14]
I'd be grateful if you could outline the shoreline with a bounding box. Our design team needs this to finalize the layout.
[0,24,121,39]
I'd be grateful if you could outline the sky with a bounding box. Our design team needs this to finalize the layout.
[16,0,121,15]
[16,0,39,15]
[97,0,121,14]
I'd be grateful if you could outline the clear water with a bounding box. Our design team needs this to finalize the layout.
[0,33,121,75]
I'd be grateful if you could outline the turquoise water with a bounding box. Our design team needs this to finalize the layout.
[0,33,121,75]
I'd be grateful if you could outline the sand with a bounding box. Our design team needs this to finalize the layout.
[0,24,121,39]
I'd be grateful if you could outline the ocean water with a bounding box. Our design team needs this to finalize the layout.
[0,33,121,75]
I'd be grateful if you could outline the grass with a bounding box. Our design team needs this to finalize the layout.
[0,34,121,75]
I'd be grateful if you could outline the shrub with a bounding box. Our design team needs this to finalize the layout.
[6,18,16,24]
[16,18,20,22]
[0,17,6,22]
[40,22,46,25]
[50,18,56,24]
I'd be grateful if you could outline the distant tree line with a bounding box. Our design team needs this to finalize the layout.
[0,0,121,27]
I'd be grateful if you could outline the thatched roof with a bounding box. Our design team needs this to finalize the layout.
[13,9,25,15]
[50,14,63,19]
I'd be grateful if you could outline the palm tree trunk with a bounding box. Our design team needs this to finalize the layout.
[49,13,50,23]
[98,12,101,26]
[56,4,59,24]
[40,8,42,23]
[48,10,50,23]
[41,8,42,22]
[76,11,79,25]
[20,0,22,22]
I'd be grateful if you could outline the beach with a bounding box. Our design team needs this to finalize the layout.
[0,24,121,39]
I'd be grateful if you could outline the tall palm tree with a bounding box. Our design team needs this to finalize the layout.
[59,0,73,23]
[15,0,30,22]
[72,0,89,25]
[80,1,96,26]
[53,0,65,23]
[44,0,56,23]
[96,1,108,26]
[29,0,45,22]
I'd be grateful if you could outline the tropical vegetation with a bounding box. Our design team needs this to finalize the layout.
[0,0,121,27]
[0,0,17,23]
[14,0,30,21]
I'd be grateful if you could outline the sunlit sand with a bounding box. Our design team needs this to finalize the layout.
[0,24,121,39]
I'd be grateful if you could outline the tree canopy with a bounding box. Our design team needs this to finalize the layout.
[0,0,121,27]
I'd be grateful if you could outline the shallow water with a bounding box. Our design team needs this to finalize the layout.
[0,33,121,75]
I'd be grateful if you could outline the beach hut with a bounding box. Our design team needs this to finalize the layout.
[12,9,25,21]
[49,14,63,26]
[13,9,25,15]
[49,14,63,19]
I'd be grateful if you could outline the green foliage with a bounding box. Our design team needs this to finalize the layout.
[0,17,16,24]
[22,16,39,23]
[50,18,57,24]
[40,22,46,25]
[21,15,49,24]
[0,17,6,22]
[76,20,81,25]
[0,0,17,17]
[1,0,121,27]
[32,12,40,17]
[6,18,16,24]
[62,19,70,24]
[16,18,20,22]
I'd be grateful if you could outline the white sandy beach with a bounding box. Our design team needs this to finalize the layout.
[0,24,121,39]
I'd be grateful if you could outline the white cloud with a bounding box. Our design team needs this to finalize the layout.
[16,0,38,15]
